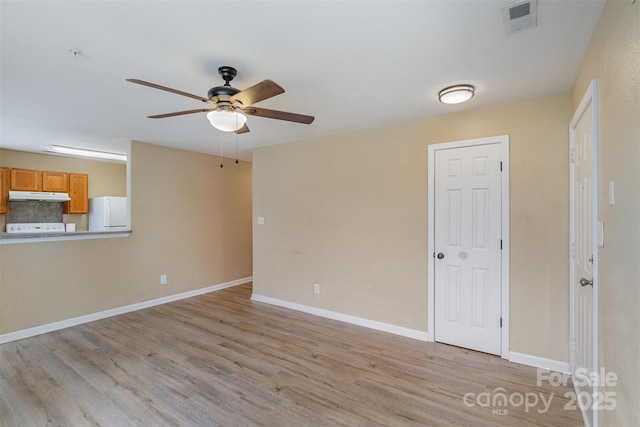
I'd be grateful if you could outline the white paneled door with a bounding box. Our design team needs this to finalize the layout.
[434,143,503,355]
[570,80,598,427]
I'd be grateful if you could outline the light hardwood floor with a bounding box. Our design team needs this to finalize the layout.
[1,283,582,426]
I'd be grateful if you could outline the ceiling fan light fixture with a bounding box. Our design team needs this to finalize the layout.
[438,84,475,104]
[206,109,247,132]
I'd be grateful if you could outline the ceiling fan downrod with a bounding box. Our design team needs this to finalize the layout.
[208,66,241,99]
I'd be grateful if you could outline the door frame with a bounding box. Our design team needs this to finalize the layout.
[427,135,510,358]
[569,79,599,427]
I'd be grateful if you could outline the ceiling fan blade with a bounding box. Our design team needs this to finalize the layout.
[127,79,210,103]
[235,123,250,134]
[230,80,284,106]
[147,108,213,119]
[244,107,315,124]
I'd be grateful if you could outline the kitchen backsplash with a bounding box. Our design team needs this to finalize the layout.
[2,202,88,232]
[5,201,63,223]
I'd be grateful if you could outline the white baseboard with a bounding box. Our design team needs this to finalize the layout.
[252,294,571,373]
[0,276,253,344]
[3,280,568,376]
[251,293,431,342]
[509,351,570,373]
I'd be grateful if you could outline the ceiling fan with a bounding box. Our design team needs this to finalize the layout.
[127,66,314,134]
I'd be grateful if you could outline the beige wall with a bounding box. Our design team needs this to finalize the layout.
[0,141,252,334]
[572,0,640,424]
[253,93,572,362]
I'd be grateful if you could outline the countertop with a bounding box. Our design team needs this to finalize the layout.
[0,229,131,244]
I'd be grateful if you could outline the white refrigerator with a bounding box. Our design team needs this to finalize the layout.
[88,196,128,231]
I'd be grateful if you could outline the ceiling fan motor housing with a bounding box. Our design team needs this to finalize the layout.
[208,66,241,102]
[208,85,241,100]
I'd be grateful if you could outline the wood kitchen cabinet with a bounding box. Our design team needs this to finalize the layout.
[42,171,69,192]
[10,168,42,191]
[10,168,69,192]
[0,167,9,214]
[6,167,89,214]
[64,173,89,214]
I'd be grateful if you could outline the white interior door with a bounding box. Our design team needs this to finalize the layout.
[434,143,503,355]
[570,80,598,427]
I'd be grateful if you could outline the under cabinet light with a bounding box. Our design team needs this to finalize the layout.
[46,145,127,162]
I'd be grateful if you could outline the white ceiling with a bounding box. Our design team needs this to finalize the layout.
[0,1,604,161]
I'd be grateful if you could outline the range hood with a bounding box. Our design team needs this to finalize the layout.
[9,191,71,202]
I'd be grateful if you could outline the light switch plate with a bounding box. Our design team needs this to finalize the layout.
[597,221,604,247]
[609,181,615,206]
[257,216,265,225]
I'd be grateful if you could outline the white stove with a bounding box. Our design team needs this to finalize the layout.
[6,223,66,234]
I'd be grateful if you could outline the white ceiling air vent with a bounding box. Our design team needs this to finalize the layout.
[502,0,538,34]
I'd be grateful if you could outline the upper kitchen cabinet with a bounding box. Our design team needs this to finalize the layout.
[0,167,9,214]
[10,168,42,191]
[42,171,69,192]
[9,168,70,192]
[64,173,89,214]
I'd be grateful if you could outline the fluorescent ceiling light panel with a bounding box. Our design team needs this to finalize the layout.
[47,145,127,162]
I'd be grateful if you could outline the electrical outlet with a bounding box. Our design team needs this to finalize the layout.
[313,283,320,294]
[160,275,167,285]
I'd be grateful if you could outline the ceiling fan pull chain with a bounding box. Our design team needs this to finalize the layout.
[219,131,224,168]
[235,116,240,164]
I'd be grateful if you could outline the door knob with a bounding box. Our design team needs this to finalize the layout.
[437,252,445,259]
[579,277,593,287]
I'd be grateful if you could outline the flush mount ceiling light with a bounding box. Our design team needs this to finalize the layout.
[46,145,127,162]
[206,108,247,132]
[438,84,475,105]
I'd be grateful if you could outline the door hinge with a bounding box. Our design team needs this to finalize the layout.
[500,239,503,250]
[500,317,503,328]
[500,161,503,171]
[570,243,576,258]
[570,148,576,164]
